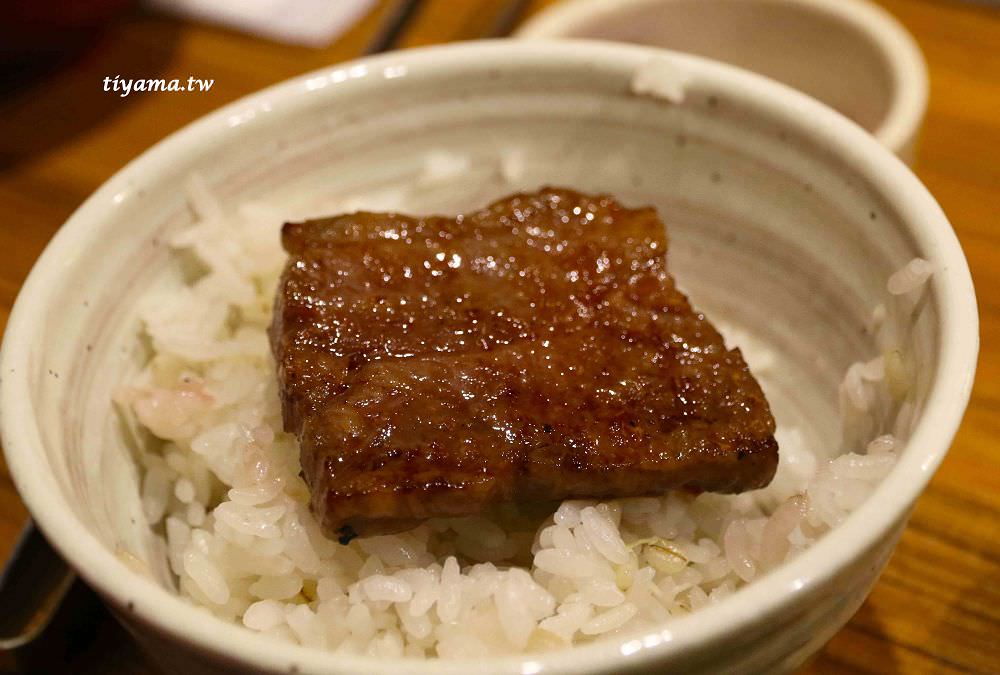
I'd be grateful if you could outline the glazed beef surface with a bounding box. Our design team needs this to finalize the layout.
[271,188,778,540]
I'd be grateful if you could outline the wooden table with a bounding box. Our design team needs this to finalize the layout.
[1,1,997,672]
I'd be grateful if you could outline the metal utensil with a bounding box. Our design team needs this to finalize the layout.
[364,0,426,54]
[365,0,528,54]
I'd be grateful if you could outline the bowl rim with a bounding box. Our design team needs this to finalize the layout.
[0,40,976,674]
[514,0,929,156]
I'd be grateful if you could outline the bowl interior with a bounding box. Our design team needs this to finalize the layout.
[3,44,958,671]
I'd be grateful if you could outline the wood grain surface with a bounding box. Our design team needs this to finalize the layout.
[0,1,997,672]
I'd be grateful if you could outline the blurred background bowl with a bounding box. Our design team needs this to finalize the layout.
[516,0,928,163]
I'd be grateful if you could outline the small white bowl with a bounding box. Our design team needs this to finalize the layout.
[0,41,975,674]
[517,0,928,163]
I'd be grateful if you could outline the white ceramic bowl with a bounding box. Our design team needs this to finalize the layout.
[516,0,928,163]
[0,42,976,674]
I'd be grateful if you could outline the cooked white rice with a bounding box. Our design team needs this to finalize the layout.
[117,178,928,658]
[630,57,690,104]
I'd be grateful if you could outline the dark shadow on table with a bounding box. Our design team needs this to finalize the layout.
[0,11,182,172]
[4,579,157,674]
